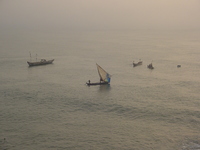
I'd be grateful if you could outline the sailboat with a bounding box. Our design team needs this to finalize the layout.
[86,63,111,86]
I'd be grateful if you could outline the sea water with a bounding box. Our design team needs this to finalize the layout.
[0,29,200,150]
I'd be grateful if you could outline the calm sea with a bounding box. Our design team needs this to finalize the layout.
[0,29,200,150]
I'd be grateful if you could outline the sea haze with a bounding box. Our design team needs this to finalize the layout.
[0,29,200,150]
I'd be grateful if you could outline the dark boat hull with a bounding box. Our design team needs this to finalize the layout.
[133,61,142,67]
[147,65,154,69]
[86,82,109,86]
[27,59,54,67]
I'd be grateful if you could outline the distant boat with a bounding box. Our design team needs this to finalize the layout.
[177,65,181,68]
[27,59,54,67]
[133,60,142,67]
[86,63,111,86]
[147,63,154,69]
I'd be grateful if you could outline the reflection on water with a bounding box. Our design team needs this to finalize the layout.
[0,138,12,150]
[182,137,200,150]
[98,84,111,92]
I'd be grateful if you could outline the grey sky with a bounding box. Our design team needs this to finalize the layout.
[0,0,200,31]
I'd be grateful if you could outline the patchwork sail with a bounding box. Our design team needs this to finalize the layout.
[97,63,111,83]
[86,63,111,86]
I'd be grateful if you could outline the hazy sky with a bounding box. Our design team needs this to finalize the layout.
[0,0,200,31]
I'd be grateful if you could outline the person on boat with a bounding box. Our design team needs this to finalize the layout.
[88,80,90,84]
[100,79,104,83]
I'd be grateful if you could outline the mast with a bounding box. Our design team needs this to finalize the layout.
[29,52,32,61]
[36,54,38,61]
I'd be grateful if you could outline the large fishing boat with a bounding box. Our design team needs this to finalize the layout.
[27,59,54,67]
[86,63,111,86]
[27,52,54,67]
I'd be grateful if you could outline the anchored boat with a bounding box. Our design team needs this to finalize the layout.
[27,52,54,67]
[86,63,111,86]
[27,59,54,67]
[147,63,154,69]
[133,60,143,67]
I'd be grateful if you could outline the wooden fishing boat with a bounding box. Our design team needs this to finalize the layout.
[147,63,154,69]
[133,60,142,67]
[86,64,111,86]
[86,81,109,86]
[27,59,54,67]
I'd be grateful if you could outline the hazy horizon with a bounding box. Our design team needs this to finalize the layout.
[0,0,200,31]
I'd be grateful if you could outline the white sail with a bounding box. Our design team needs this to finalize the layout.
[96,63,111,83]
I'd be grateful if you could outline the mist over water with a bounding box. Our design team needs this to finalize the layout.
[1,0,200,31]
[0,29,200,150]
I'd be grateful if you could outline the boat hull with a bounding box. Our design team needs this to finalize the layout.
[86,82,109,86]
[27,59,54,67]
